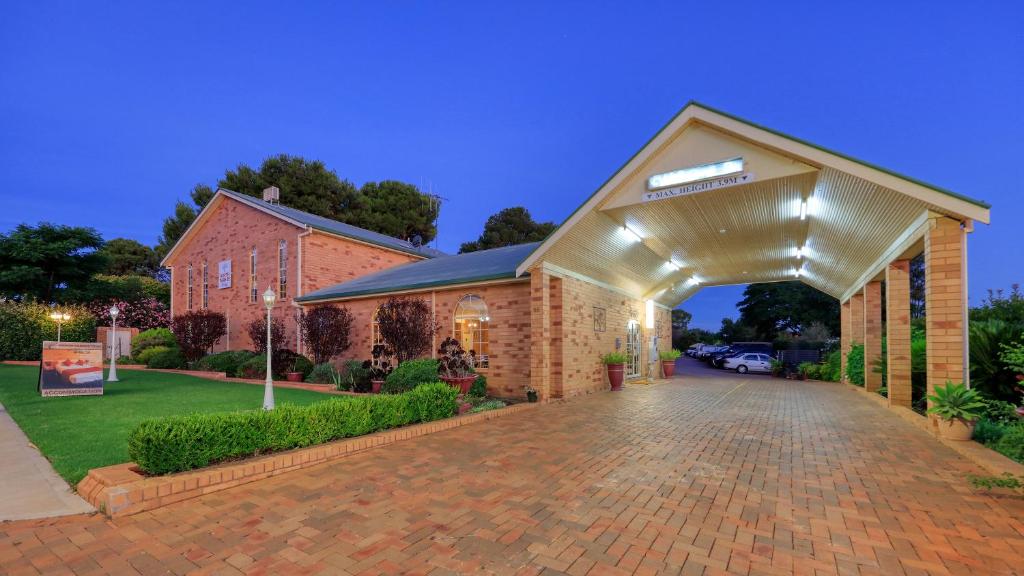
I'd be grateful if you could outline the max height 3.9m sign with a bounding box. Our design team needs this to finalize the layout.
[641,172,755,203]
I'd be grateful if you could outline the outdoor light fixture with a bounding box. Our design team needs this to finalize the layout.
[666,260,680,271]
[621,225,643,243]
[799,200,808,221]
[647,157,743,190]
[262,286,277,411]
[686,276,701,286]
[49,310,71,342]
[107,305,120,382]
[796,246,804,260]
[645,299,655,330]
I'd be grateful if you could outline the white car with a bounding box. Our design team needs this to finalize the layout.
[723,353,774,374]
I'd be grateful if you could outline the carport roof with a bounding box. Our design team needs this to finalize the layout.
[296,242,538,302]
[516,102,990,307]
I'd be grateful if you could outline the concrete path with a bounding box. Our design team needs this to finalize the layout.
[1,359,1023,574]
[0,402,94,521]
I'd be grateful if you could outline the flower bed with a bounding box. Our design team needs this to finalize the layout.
[128,382,458,475]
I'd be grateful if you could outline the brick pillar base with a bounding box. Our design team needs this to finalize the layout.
[886,259,912,408]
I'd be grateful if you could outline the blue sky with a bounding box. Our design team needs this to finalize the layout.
[2,1,1021,330]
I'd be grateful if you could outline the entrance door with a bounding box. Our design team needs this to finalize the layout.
[625,321,641,378]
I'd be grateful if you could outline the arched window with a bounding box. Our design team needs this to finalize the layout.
[371,307,383,349]
[454,295,490,368]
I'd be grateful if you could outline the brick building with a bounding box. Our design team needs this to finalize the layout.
[166,102,989,407]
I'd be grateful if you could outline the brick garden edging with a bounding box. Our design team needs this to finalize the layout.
[843,382,1024,479]
[76,402,539,518]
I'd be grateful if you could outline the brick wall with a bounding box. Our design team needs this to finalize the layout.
[300,232,421,295]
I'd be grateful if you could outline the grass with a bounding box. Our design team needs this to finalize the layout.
[0,364,334,485]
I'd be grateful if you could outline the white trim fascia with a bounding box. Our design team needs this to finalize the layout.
[840,210,930,303]
[295,276,528,305]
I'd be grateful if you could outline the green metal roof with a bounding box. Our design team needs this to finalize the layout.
[219,189,446,258]
[296,242,538,302]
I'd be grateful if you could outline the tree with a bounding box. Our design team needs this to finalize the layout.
[718,317,758,343]
[376,296,438,363]
[219,155,359,223]
[0,223,106,302]
[671,309,692,331]
[910,254,925,318]
[459,207,557,253]
[246,316,286,354]
[351,181,439,243]
[298,306,354,364]
[736,281,840,339]
[155,200,198,260]
[171,310,227,362]
[98,238,162,277]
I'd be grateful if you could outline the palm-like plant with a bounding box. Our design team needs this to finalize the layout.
[927,382,986,422]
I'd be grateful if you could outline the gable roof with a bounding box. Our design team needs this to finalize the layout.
[296,242,538,302]
[516,101,991,280]
[161,188,445,266]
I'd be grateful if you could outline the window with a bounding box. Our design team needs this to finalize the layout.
[371,307,383,348]
[278,240,287,299]
[453,295,490,368]
[202,262,209,308]
[249,248,257,303]
[187,263,193,310]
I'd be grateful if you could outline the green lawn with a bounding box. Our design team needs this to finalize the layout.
[0,365,333,484]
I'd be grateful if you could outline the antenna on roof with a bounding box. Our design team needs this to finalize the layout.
[262,186,280,204]
[423,180,447,250]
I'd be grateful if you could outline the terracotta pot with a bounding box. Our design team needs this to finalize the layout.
[371,379,384,394]
[937,418,975,441]
[285,372,303,383]
[458,402,473,415]
[661,360,675,378]
[441,375,476,394]
[606,363,624,391]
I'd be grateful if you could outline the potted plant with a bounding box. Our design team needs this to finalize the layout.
[770,359,784,378]
[368,344,394,393]
[437,336,477,393]
[524,385,538,403]
[927,381,985,441]
[659,349,682,378]
[285,358,304,382]
[602,351,628,391]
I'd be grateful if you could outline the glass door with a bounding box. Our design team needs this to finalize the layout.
[625,320,641,378]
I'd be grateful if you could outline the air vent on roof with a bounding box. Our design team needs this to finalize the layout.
[411,234,423,248]
[262,186,280,204]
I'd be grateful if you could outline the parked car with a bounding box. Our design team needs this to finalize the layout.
[686,345,700,358]
[710,342,774,368]
[723,353,776,374]
[699,345,728,360]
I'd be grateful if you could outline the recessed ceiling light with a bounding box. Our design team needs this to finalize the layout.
[719,228,726,234]
[799,201,807,221]
[620,225,642,243]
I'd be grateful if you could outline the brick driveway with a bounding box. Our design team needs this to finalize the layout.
[2,364,1023,575]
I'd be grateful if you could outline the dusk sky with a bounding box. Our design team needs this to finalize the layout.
[2,2,1021,330]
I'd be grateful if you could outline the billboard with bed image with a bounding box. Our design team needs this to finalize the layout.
[38,341,104,397]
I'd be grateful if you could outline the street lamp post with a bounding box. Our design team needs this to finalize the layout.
[108,305,120,382]
[49,311,70,342]
[262,286,277,410]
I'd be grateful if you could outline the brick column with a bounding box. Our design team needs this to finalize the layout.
[863,281,883,393]
[840,299,851,382]
[549,276,564,399]
[925,215,968,407]
[848,291,864,383]
[530,267,552,401]
[886,259,912,408]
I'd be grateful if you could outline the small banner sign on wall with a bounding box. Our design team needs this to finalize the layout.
[641,173,755,203]
[38,341,104,397]
[218,259,232,289]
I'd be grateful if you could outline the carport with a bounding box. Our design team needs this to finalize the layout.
[516,102,991,410]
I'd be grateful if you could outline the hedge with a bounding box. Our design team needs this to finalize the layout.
[127,382,459,475]
[195,350,258,377]
[383,358,439,394]
[0,301,96,361]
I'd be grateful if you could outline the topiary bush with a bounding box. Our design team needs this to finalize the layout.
[383,358,440,394]
[145,346,185,369]
[0,301,96,361]
[194,350,257,376]
[127,382,459,475]
[131,328,176,359]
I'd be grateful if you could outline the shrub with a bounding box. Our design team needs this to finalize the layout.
[298,306,353,364]
[245,316,286,354]
[236,355,267,379]
[798,362,816,379]
[991,424,1024,463]
[84,296,170,332]
[470,374,487,397]
[376,296,438,363]
[127,382,459,475]
[341,360,371,392]
[846,344,865,386]
[822,350,842,381]
[0,301,96,361]
[973,419,1008,444]
[194,350,257,376]
[131,327,176,359]
[235,350,312,379]
[980,398,1021,426]
[171,310,226,362]
[470,400,506,413]
[306,363,341,385]
[438,337,475,378]
[383,358,440,394]
[145,346,185,369]
[136,345,174,366]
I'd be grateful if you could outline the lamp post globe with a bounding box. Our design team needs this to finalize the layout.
[49,311,69,342]
[107,305,120,382]
[262,287,277,410]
